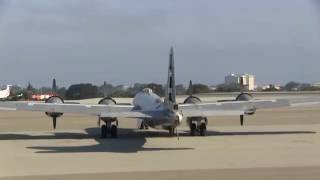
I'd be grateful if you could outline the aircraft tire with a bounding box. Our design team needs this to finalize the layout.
[169,127,175,137]
[101,125,107,138]
[199,123,206,136]
[190,123,196,136]
[111,125,118,138]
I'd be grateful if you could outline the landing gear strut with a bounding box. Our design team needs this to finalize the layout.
[100,120,118,139]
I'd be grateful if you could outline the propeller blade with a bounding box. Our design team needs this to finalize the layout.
[53,117,57,129]
[240,115,244,126]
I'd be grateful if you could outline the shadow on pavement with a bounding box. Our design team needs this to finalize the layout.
[0,127,315,153]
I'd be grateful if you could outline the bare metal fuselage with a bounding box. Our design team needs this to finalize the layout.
[132,88,181,129]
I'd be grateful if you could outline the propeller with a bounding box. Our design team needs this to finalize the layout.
[52,117,57,129]
[240,115,244,126]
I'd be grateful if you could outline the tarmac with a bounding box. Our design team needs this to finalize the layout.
[1,94,320,179]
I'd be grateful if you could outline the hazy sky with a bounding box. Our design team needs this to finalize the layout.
[0,0,320,87]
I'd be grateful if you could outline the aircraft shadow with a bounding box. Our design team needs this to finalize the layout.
[0,128,315,154]
[26,128,193,153]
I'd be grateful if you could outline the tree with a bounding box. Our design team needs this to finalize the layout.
[147,83,164,96]
[186,80,193,95]
[284,81,300,91]
[215,83,242,92]
[192,84,214,94]
[27,82,35,92]
[65,83,101,100]
[176,84,186,95]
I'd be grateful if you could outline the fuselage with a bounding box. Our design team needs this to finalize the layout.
[132,88,182,129]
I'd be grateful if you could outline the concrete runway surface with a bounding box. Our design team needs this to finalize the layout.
[1,94,320,179]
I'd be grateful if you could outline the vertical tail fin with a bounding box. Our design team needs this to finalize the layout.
[165,47,176,105]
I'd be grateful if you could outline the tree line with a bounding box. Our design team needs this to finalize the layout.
[8,81,214,100]
[6,81,320,101]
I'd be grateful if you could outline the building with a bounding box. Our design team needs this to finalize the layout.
[225,73,240,85]
[313,82,320,88]
[224,73,255,91]
[240,74,255,91]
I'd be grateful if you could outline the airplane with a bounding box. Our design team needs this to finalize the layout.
[0,48,318,138]
[0,85,11,99]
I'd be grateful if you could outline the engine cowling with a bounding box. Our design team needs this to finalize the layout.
[184,95,202,104]
[98,97,117,105]
[98,97,117,123]
[184,95,207,129]
[236,93,253,101]
[45,96,64,129]
[45,96,64,118]
[236,93,256,116]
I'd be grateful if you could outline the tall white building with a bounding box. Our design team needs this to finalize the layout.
[241,74,255,91]
[224,73,255,91]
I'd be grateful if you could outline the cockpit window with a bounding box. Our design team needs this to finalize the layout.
[142,88,153,94]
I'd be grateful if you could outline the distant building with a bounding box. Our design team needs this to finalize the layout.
[313,82,320,88]
[261,84,281,91]
[225,73,240,85]
[225,73,255,91]
[240,74,255,91]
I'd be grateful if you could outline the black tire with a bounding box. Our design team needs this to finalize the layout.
[169,127,175,137]
[199,123,206,136]
[190,123,196,136]
[111,125,118,138]
[101,125,107,138]
[139,123,144,130]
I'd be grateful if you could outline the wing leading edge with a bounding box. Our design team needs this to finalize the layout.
[0,102,153,118]
[179,99,291,117]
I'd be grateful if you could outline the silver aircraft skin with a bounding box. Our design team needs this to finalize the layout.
[0,85,11,99]
[0,48,317,138]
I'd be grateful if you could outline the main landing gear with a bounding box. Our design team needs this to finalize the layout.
[189,117,208,136]
[168,127,176,137]
[100,120,118,139]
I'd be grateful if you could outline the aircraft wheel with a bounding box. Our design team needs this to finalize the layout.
[169,127,175,137]
[111,125,118,138]
[139,123,145,130]
[199,123,206,136]
[190,123,196,136]
[101,125,107,138]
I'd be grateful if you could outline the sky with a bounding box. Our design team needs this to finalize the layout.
[0,0,320,87]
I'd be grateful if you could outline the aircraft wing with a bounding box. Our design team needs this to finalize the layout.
[179,99,291,117]
[0,102,153,118]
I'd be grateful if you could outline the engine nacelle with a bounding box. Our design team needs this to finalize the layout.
[183,95,202,104]
[184,95,207,127]
[236,93,253,101]
[45,96,64,118]
[98,97,117,105]
[236,93,256,115]
[98,97,117,122]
